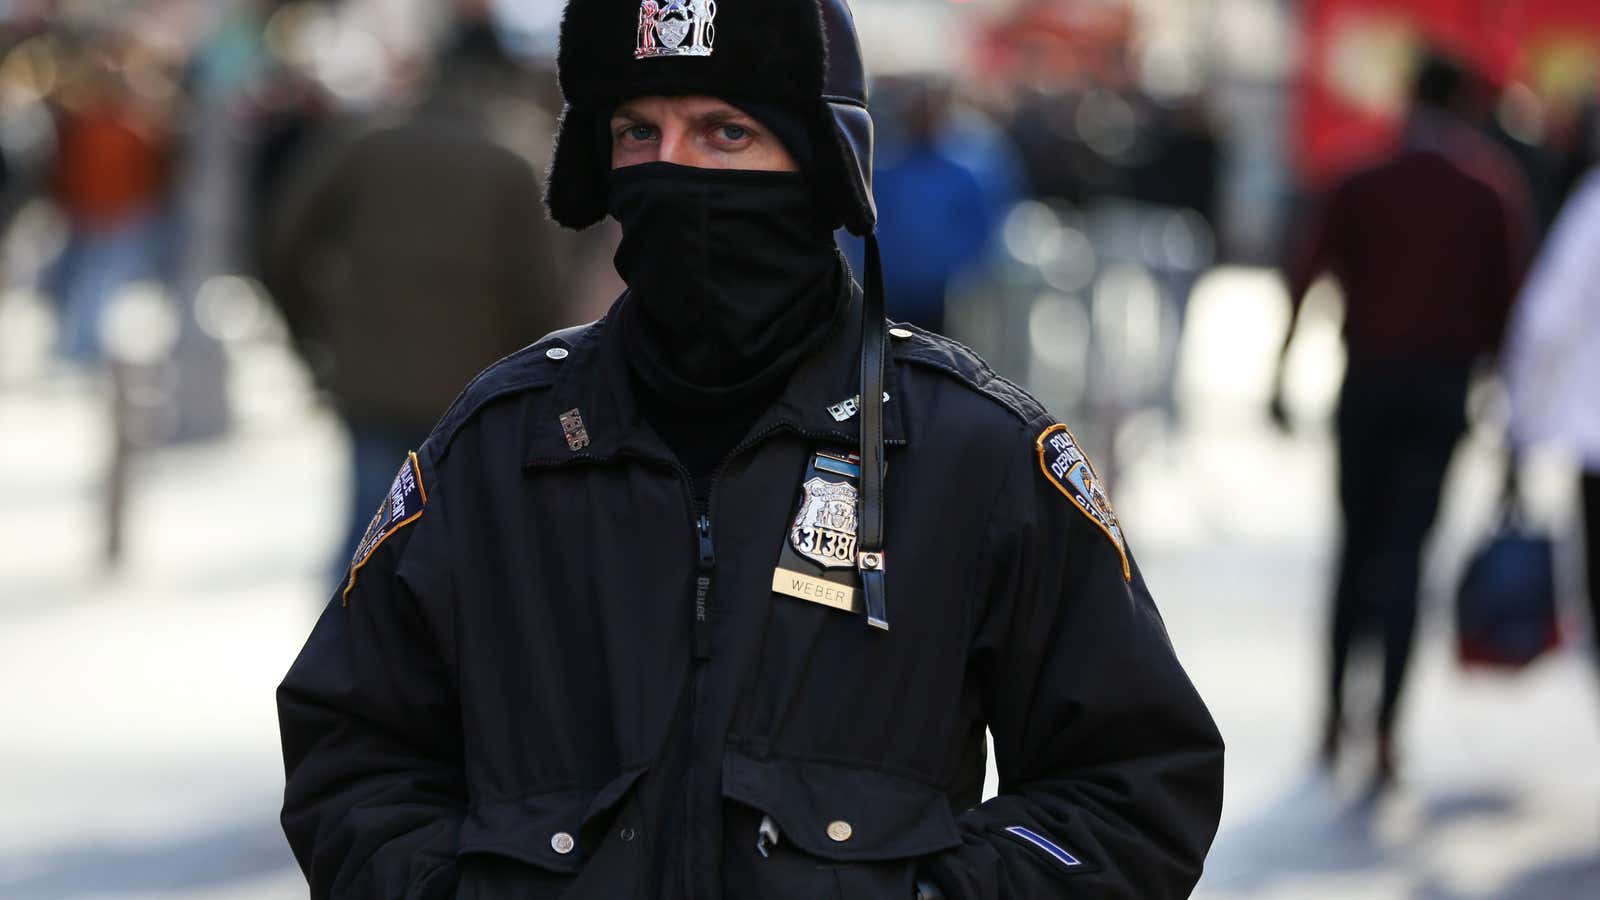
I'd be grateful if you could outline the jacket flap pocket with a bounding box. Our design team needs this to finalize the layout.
[722,750,960,862]
[459,766,647,873]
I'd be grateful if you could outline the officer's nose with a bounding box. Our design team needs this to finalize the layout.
[655,124,710,168]
[655,130,688,166]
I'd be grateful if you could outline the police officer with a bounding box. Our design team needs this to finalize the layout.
[277,2,1224,898]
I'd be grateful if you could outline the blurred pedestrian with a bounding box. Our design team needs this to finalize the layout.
[1271,52,1531,784]
[1486,82,1564,238]
[867,80,1015,334]
[1556,95,1600,205]
[261,19,569,573]
[1504,165,1600,680]
[45,36,176,364]
[243,58,332,283]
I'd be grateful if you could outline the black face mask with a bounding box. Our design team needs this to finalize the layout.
[610,162,846,402]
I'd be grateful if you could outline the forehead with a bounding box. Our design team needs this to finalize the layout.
[612,95,748,119]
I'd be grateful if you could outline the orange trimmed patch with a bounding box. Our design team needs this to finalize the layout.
[1036,424,1130,582]
[342,451,427,605]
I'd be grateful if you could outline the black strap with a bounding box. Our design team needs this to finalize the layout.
[1501,452,1527,531]
[858,234,889,631]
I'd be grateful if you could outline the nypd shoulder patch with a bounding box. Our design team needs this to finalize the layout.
[342,451,428,605]
[1036,424,1130,582]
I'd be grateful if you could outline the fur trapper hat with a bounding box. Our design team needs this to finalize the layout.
[545,0,877,235]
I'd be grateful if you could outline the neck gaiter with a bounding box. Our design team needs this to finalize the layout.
[610,162,846,404]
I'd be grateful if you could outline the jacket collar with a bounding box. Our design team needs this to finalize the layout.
[524,282,908,469]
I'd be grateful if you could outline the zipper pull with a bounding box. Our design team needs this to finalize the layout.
[697,515,716,569]
[693,515,714,659]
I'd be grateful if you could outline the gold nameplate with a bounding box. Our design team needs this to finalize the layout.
[771,567,859,613]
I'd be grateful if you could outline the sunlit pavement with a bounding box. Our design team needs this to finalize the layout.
[2,272,1597,898]
[1132,270,1600,899]
[1,335,330,899]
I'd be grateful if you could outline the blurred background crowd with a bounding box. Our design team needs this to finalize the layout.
[1,1,1598,898]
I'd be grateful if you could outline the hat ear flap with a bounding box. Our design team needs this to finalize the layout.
[822,101,876,235]
[545,106,609,230]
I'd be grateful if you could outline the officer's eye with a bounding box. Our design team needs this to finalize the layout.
[623,124,657,142]
[717,124,750,142]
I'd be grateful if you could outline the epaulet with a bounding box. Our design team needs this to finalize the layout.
[429,318,602,461]
[893,325,1130,580]
[890,325,1050,429]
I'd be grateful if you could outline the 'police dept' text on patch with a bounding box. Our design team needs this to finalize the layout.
[1036,424,1130,581]
[342,451,428,604]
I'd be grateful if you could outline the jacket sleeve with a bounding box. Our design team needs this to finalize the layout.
[1282,188,1344,316]
[920,429,1225,899]
[277,447,464,899]
[1505,173,1600,450]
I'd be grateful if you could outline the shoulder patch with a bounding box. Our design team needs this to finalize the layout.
[1036,424,1130,581]
[342,451,428,605]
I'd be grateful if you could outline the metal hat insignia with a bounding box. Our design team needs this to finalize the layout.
[636,0,717,59]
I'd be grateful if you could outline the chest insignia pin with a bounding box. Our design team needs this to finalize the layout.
[560,409,590,452]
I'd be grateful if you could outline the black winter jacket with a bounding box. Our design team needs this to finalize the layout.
[277,294,1225,899]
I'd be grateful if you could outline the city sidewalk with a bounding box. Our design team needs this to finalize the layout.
[1138,271,1600,898]
[0,342,333,899]
[1127,418,1600,900]
[2,290,1597,898]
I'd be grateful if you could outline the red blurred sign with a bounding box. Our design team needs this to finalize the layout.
[973,0,1135,88]
[1296,0,1600,187]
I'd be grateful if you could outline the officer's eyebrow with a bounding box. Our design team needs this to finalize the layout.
[687,107,763,133]
[692,108,756,124]
[610,105,648,124]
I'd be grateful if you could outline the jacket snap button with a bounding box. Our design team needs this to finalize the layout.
[546,347,570,361]
[888,327,914,340]
[551,832,576,854]
[620,827,637,843]
[826,820,853,842]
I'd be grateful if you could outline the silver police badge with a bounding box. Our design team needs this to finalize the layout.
[790,476,859,569]
[636,0,717,59]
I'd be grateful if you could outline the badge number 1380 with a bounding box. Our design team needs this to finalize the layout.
[795,526,856,565]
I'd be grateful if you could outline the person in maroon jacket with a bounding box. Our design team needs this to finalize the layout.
[1271,52,1531,786]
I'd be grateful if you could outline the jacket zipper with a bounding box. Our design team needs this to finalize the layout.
[684,424,805,661]
[681,471,715,899]
[676,425,905,896]
[693,513,715,660]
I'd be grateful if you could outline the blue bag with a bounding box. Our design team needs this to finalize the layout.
[1455,485,1559,669]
